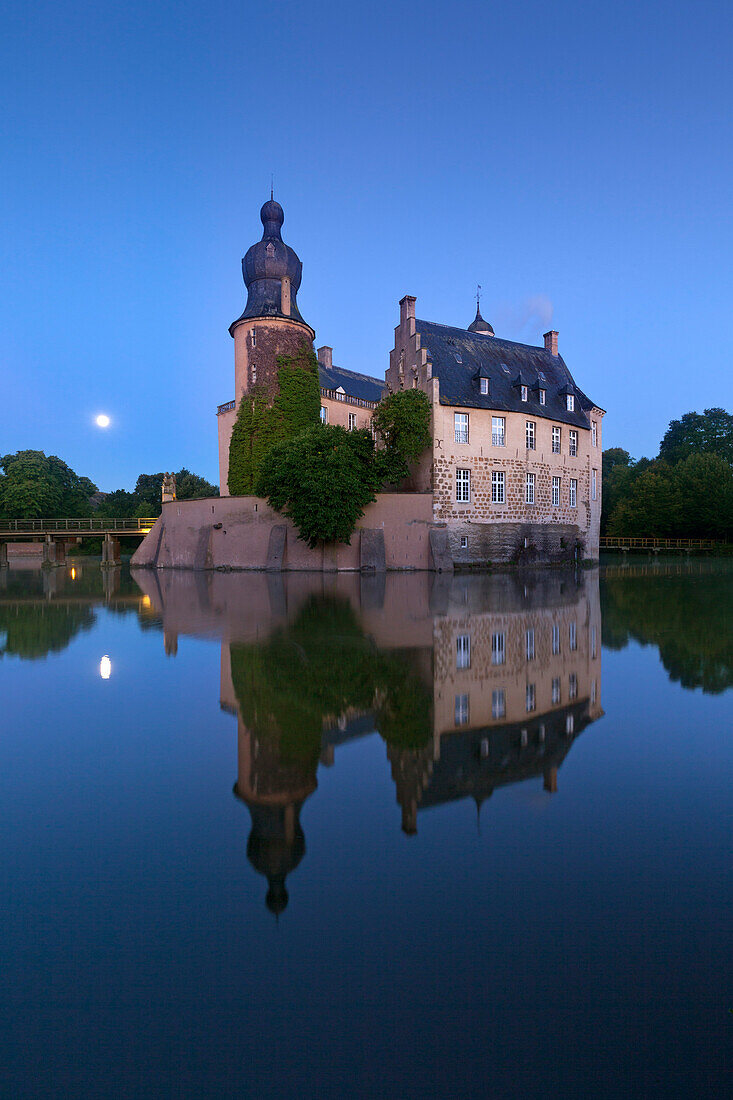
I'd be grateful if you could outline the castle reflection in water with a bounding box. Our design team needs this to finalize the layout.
[133,567,603,914]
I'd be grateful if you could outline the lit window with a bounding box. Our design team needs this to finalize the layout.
[526,684,536,713]
[320,406,328,424]
[566,394,575,412]
[539,388,546,405]
[492,690,505,720]
[525,472,535,504]
[592,420,597,447]
[456,634,471,669]
[454,412,469,444]
[569,478,577,507]
[569,673,577,699]
[521,385,528,402]
[552,426,561,454]
[592,468,597,501]
[456,468,470,502]
[480,377,489,395]
[491,632,505,665]
[491,470,505,504]
[460,535,468,549]
[348,412,357,430]
[455,694,469,726]
[526,421,536,450]
[569,622,577,651]
[250,327,256,347]
[569,430,578,457]
[552,476,561,506]
[526,628,535,660]
[552,677,561,704]
[492,416,505,447]
[552,625,560,654]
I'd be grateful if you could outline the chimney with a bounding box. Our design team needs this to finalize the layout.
[317,346,333,370]
[280,276,291,316]
[400,294,416,325]
[543,330,558,356]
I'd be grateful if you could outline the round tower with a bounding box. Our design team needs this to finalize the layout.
[229,197,316,403]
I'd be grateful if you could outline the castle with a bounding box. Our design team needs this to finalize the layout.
[215,197,604,566]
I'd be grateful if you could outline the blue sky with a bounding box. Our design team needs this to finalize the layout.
[2,0,731,490]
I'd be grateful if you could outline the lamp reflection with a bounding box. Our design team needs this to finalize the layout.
[99,655,112,680]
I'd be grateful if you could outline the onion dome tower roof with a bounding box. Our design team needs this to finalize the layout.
[467,305,494,336]
[229,197,311,334]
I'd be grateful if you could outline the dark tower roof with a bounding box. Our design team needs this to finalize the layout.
[467,305,494,336]
[229,198,310,334]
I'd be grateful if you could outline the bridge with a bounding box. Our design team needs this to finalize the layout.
[0,517,157,566]
[599,536,727,553]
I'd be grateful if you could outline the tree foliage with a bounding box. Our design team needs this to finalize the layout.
[96,469,219,518]
[0,451,98,518]
[659,407,733,465]
[371,389,432,485]
[256,424,379,547]
[228,345,321,495]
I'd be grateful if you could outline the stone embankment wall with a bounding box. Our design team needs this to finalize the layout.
[132,493,436,572]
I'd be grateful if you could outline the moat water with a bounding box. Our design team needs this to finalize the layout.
[0,558,730,1097]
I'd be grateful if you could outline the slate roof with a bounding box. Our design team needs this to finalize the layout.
[417,319,600,429]
[319,363,385,404]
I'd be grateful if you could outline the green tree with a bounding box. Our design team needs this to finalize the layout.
[659,407,733,465]
[608,461,681,536]
[371,389,432,486]
[256,423,379,547]
[0,451,97,518]
[601,447,634,533]
[672,453,733,539]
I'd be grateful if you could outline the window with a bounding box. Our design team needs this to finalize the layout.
[526,684,536,713]
[592,468,598,501]
[552,624,561,654]
[569,430,578,457]
[492,690,505,720]
[552,476,561,506]
[566,393,575,412]
[525,472,535,504]
[456,634,471,669]
[250,328,256,346]
[539,388,546,405]
[592,420,597,447]
[569,673,577,699]
[480,377,489,395]
[492,416,505,446]
[552,426,561,454]
[569,478,577,507]
[566,714,575,735]
[491,470,505,504]
[460,535,468,549]
[320,405,328,424]
[491,632,505,665]
[538,723,546,742]
[456,468,470,503]
[455,694,469,726]
[521,728,528,748]
[521,384,528,402]
[552,677,561,704]
[526,421,536,450]
[526,628,535,660]
[454,412,469,444]
[348,412,357,430]
[251,363,257,384]
[569,621,577,651]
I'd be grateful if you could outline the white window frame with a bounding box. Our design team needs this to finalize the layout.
[592,468,597,501]
[526,628,535,661]
[569,430,578,457]
[491,470,505,504]
[526,421,536,450]
[454,412,469,444]
[480,377,489,395]
[552,624,561,654]
[569,478,577,507]
[552,677,561,704]
[566,394,575,412]
[492,689,505,720]
[250,327,256,347]
[456,468,470,503]
[569,673,578,700]
[456,634,471,669]
[320,405,328,424]
[566,714,575,735]
[460,535,468,549]
[491,416,505,447]
[251,363,257,385]
[592,420,597,447]
[521,385,528,401]
[539,388,546,406]
[455,694,469,726]
[525,472,535,505]
[552,476,561,506]
[491,631,505,665]
[569,621,577,651]
[552,426,561,454]
[348,412,357,431]
[526,683,536,713]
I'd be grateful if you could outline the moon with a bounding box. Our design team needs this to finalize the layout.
[95,414,111,428]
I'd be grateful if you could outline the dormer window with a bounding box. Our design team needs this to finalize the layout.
[521,385,528,402]
[480,378,489,395]
[539,388,546,405]
[566,394,575,412]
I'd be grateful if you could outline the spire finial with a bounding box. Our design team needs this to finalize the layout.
[476,283,481,310]
[271,173,274,201]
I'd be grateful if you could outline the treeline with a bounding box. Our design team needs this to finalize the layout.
[602,408,733,540]
[0,450,218,519]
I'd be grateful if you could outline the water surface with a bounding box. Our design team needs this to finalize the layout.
[1,558,730,1097]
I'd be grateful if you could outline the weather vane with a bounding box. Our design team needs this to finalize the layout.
[271,173,274,200]
[476,283,482,309]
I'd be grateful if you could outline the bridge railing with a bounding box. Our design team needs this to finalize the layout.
[0,518,158,534]
[599,536,726,550]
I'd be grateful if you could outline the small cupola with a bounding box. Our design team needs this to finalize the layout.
[468,304,494,336]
